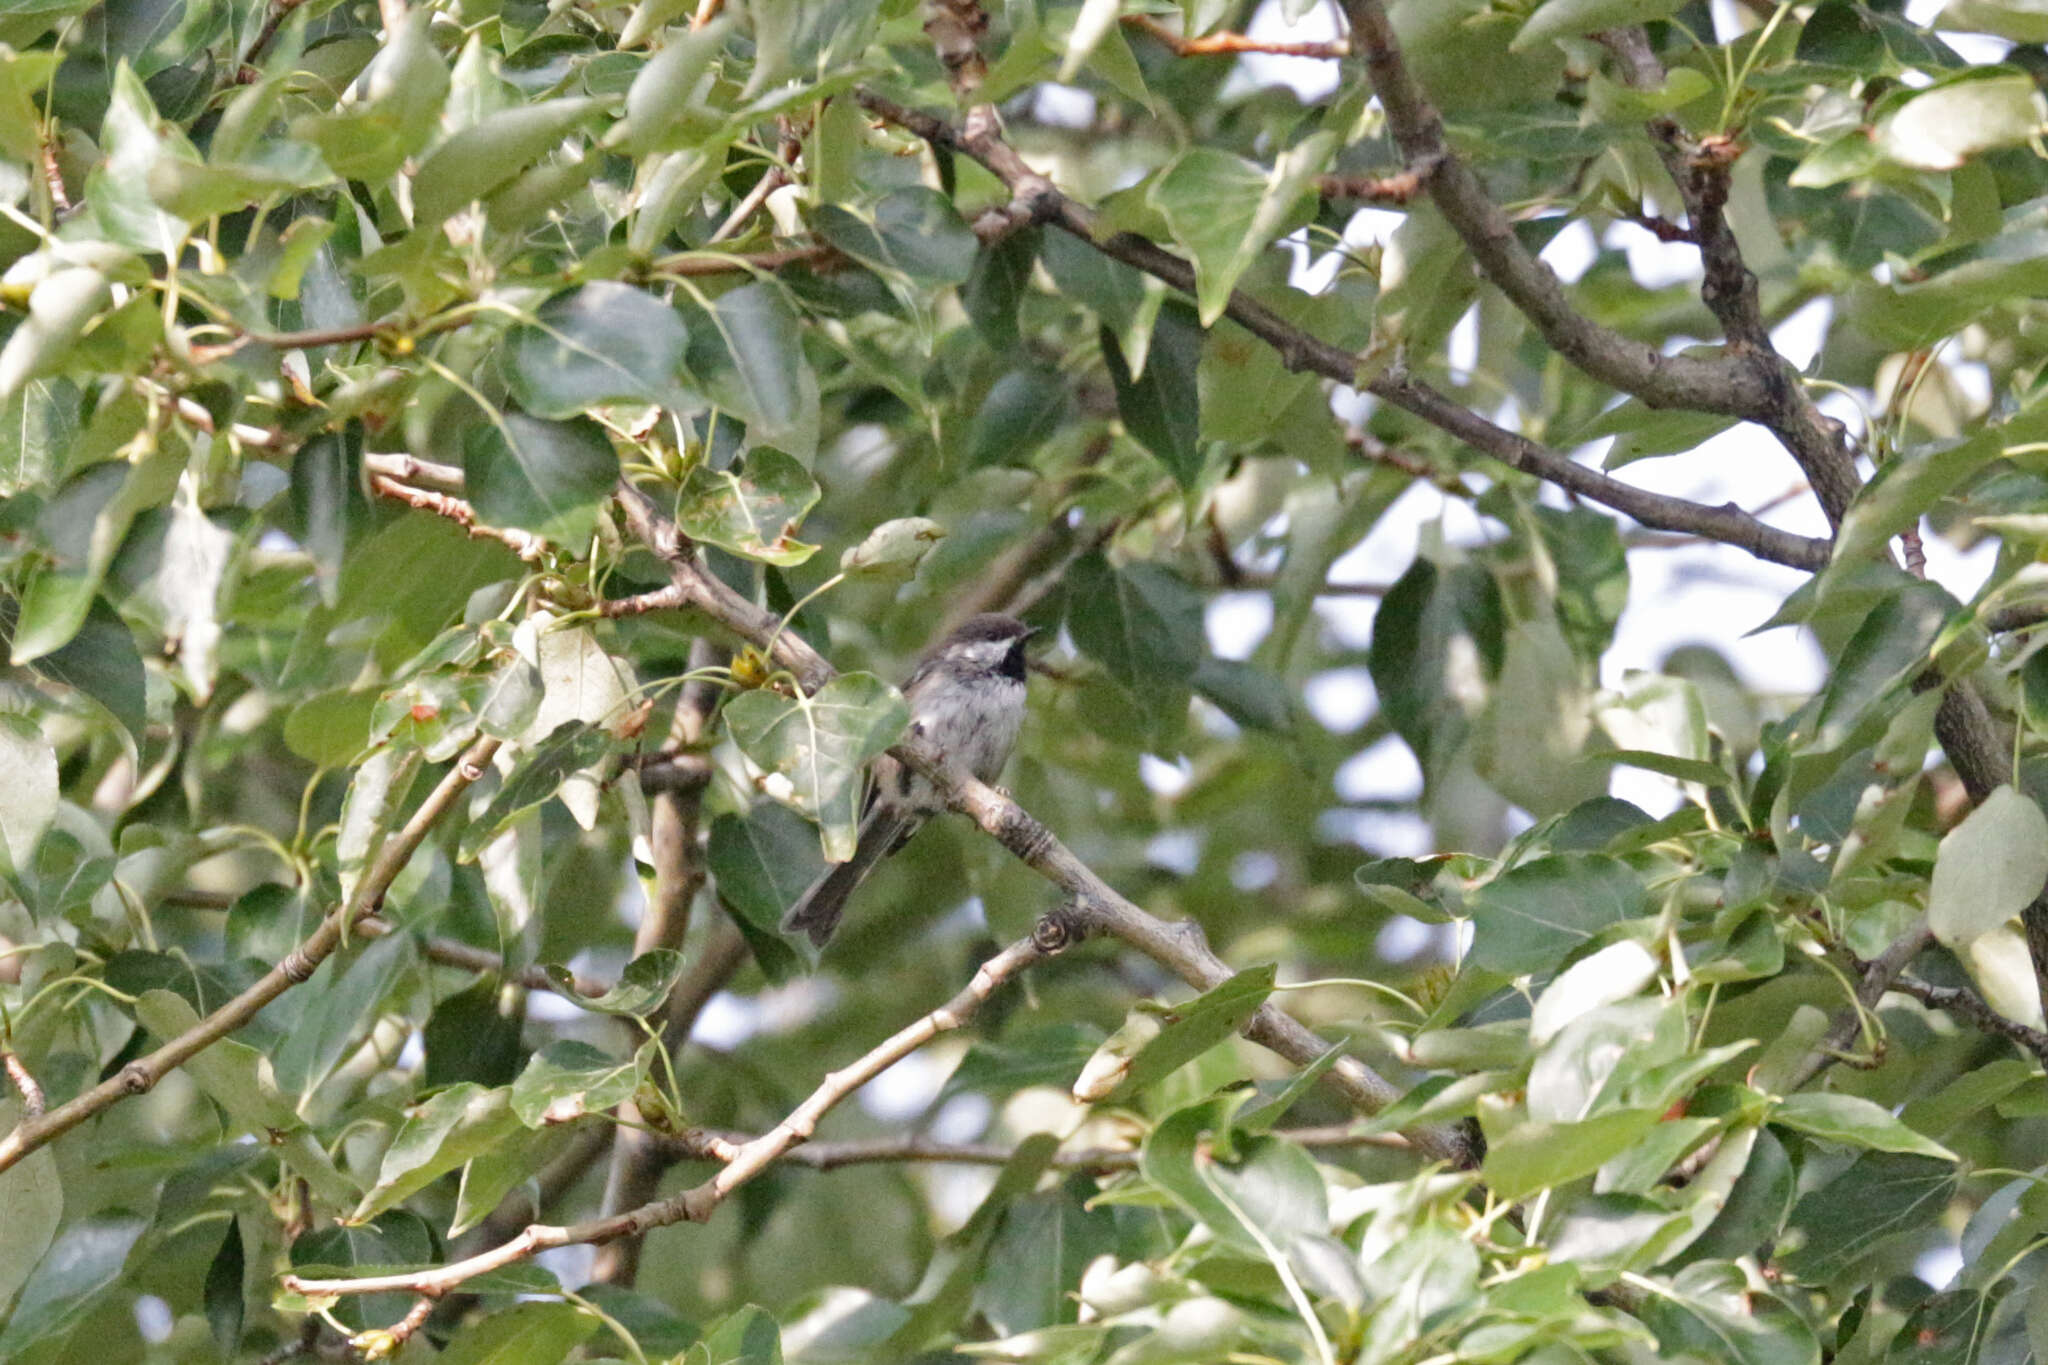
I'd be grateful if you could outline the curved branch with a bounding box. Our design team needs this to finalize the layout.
[0,735,502,1176]
[283,919,1068,1300]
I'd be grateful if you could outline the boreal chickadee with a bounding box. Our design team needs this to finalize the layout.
[781,613,1038,946]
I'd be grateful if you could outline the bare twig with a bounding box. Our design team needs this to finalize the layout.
[2,1051,45,1117]
[282,915,1075,1300]
[706,167,788,245]
[1124,13,1347,58]
[355,916,607,1000]
[369,475,550,562]
[669,1123,1410,1171]
[853,92,1830,572]
[0,736,502,1176]
[645,242,838,279]
[1317,166,1433,205]
[1892,976,2048,1067]
[363,450,463,492]
[690,0,724,27]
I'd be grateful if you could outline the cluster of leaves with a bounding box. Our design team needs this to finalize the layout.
[5,0,2048,1361]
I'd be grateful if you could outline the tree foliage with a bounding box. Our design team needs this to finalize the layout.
[5,0,2048,1362]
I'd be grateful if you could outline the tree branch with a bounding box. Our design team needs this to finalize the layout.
[1336,1,1770,418]
[1123,13,1348,59]
[667,1122,1410,1172]
[593,642,722,1287]
[854,92,1830,573]
[1891,976,2048,1068]
[0,736,501,1176]
[282,914,1075,1301]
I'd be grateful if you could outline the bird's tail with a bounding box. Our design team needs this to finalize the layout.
[781,808,918,946]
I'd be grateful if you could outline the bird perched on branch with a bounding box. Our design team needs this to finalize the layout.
[782,613,1038,945]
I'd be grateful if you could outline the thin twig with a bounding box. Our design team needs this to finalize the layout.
[368,475,550,562]
[355,916,608,1000]
[0,736,502,1177]
[669,1123,1410,1171]
[2,1051,45,1117]
[1892,976,2048,1067]
[243,0,310,72]
[1123,13,1347,58]
[363,450,463,492]
[705,167,788,246]
[1317,166,1433,205]
[282,915,1076,1300]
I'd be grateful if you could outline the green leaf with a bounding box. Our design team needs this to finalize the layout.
[1878,70,2046,170]
[412,97,604,224]
[813,188,979,286]
[1368,554,1506,773]
[967,368,1067,469]
[0,1214,147,1356]
[437,1301,599,1365]
[85,64,186,253]
[294,12,449,180]
[354,1083,521,1222]
[273,931,417,1100]
[1149,136,1332,327]
[1581,398,1740,469]
[511,1040,643,1126]
[0,713,59,871]
[673,446,821,565]
[613,18,730,154]
[699,1303,784,1365]
[1065,553,1205,694]
[1638,1262,1820,1365]
[1483,1108,1664,1201]
[679,282,820,461]
[1927,784,2048,948]
[202,1219,244,1358]
[1144,1100,1327,1253]
[1941,0,2048,42]
[1083,964,1276,1104]
[284,688,377,768]
[840,517,945,582]
[462,412,618,546]
[1101,301,1204,488]
[500,282,697,418]
[964,229,1039,352]
[1769,1093,1957,1160]
[1513,0,1686,50]
[556,949,687,1016]
[459,721,613,860]
[705,803,818,981]
[724,673,909,861]
[1465,853,1650,976]
[0,377,78,497]
[0,1097,61,1313]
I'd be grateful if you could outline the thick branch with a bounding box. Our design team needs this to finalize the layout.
[1337,1,1768,416]
[854,92,1829,572]
[0,736,501,1176]
[283,919,1069,1300]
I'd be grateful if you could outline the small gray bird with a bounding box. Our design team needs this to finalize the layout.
[781,613,1038,946]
